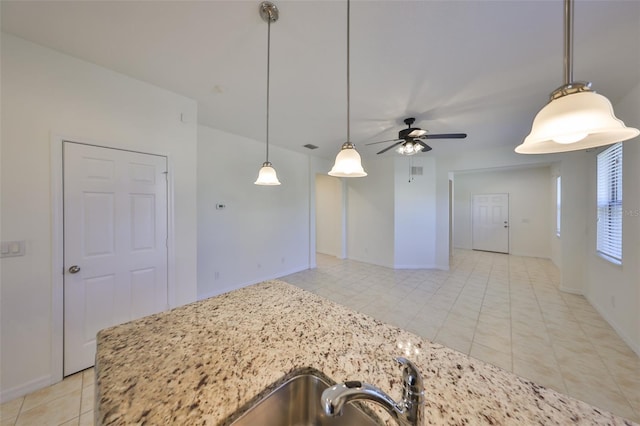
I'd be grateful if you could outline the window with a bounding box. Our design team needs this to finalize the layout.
[596,143,623,264]
[556,176,561,237]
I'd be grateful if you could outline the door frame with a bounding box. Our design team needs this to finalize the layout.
[50,134,176,383]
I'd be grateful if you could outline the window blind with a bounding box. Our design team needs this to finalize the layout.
[596,143,623,264]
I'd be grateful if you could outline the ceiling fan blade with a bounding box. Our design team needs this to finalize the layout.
[417,141,432,152]
[422,133,467,139]
[365,138,402,146]
[377,141,403,155]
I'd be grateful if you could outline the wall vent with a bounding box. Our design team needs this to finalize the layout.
[303,144,318,150]
[411,166,423,175]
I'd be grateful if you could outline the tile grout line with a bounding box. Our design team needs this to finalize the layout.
[526,257,569,395]
[469,254,492,358]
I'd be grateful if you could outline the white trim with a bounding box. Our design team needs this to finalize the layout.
[393,264,440,270]
[340,178,347,259]
[50,134,177,383]
[1,374,52,403]
[308,157,314,270]
[166,156,177,308]
[50,136,65,387]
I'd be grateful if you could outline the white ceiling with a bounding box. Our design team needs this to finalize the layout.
[2,0,639,159]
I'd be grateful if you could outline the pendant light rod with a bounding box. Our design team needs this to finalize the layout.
[260,1,278,163]
[563,0,573,85]
[266,17,271,162]
[346,0,350,142]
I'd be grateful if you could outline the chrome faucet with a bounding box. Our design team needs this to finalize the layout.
[321,357,424,426]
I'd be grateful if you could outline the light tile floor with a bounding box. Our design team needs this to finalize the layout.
[1,367,93,426]
[2,250,638,424]
[283,250,640,423]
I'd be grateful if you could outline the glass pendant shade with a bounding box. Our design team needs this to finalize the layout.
[516,92,639,154]
[517,0,639,155]
[329,143,367,177]
[254,162,281,185]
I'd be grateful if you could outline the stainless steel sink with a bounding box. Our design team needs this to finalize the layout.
[229,373,382,426]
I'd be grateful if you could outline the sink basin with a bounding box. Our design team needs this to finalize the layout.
[229,372,382,426]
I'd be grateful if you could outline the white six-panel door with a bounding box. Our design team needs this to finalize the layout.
[472,193,509,254]
[63,142,168,375]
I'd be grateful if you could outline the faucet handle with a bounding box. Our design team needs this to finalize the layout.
[394,357,424,395]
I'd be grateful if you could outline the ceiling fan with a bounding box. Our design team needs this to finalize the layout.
[365,117,467,155]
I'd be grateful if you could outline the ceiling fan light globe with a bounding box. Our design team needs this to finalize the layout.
[516,92,639,154]
[255,163,281,185]
[329,145,367,177]
[396,143,420,156]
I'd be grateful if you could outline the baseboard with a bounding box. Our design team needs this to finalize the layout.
[347,255,394,269]
[587,294,640,357]
[1,374,52,404]
[316,250,340,258]
[509,251,551,260]
[197,265,309,301]
[559,285,583,295]
[435,263,450,271]
[393,264,439,270]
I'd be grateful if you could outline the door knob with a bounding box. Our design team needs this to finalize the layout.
[68,265,81,274]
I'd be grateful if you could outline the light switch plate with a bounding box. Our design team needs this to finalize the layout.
[1,241,25,258]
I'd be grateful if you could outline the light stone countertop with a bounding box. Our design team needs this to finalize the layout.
[95,280,635,425]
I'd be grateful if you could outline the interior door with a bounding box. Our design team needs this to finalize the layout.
[472,193,509,253]
[63,142,168,375]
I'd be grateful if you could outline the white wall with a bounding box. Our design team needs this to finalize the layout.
[315,174,343,257]
[435,145,559,268]
[0,34,198,400]
[557,152,590,294]
[197,125,311,299]
[394,156,437,268]
[346,157,395,268]
[453,166,552,258]
[584,83,640,355]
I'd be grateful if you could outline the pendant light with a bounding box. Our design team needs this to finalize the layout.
[328,0,367,177]
[255,1,281,185]
[516,0,638,154]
